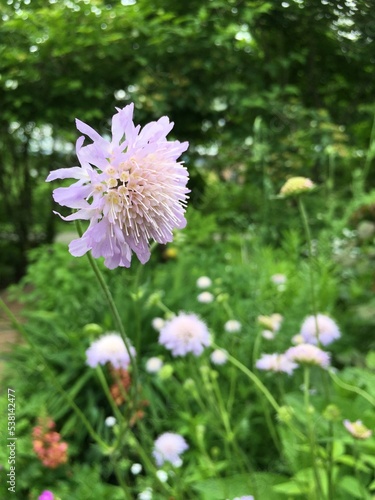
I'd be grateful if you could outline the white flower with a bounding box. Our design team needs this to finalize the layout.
[224,320,242,333]
[152,432,189,466]
[197,291,214,303]
[145,357,164,373]
[104,416,116,427]
[196,276,212,288]
[262,330,275,340]
[286,344,330,368]
[130,463,142,475]
[256,353,297,375]
[271,274,287,285]
[210,349,228,365]
[156,470,168,483]
[85,332,136,369]
[138,488,153,500]
[152,317,165,331]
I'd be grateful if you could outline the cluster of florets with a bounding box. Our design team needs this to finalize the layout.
[86,332,136,370]
[32,418,68,468]
[152,432,189,467]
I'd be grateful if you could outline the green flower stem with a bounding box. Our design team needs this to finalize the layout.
[111,459,132,500]
[298,198,318,320]
[95,366,123,423]
[304,366,325,500]
[353,439,369,499]
[328,370,375,407]
[0,298,108,451]
[326,421,335,500]
[75,220,139,405]
[217,343,304,440]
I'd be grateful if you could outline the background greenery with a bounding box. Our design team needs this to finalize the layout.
[1,1,375,499]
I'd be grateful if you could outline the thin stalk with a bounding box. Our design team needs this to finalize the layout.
[304,366,325,500]
[0,298,107,450]
[75,220,139,404]
[298,198,318,319]
[328,370,375,407]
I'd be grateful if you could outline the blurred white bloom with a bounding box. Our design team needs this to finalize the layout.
[343,419,372,439]
[256,353,297,375]
[291,334,304,345]
[197,291,214,303]
[104,416,116,427]
[286,344,330,368]
[146,357,164,373]
[262,330,275,340]
[156,470,168,483]
[224,320,242,333]
[257,314,283,332]
[131,463,142,475]
[138,488,152,500]
[152,317,165,331]
[271,274,287,285]
[196,276,212,288]
[210,349,228,365]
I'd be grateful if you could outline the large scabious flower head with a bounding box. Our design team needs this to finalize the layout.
[279,177,315,197]
[255,353,298,375]
[46,104,189,269]
[285,343,330,369]
[343,419,372,439]
[300,314,341,346]
[153,432,188,467]
[85,332,136,369]
[158,312,211,356]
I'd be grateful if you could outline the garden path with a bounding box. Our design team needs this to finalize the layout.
[0,290,23,376]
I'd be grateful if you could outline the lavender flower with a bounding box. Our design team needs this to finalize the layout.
[256,353,298,375]
[47,104,189,269]
[300,314,341,346]
[86,332,136,369]
[285,344,330,368]
[158,312,211,356]
[153,432,188,467]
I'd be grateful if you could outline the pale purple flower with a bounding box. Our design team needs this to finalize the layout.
[343,420,372,439]
[285,344,330,368]
[210,349,228,365]
[300,314,341,346]
[153,432,188,466]
[46,104,189,269]
[256,353,298,375]
[197,291,214,303]
[158,312,211,356]
[145,357,163,373]
[196,276,212,288]
[271,273,287,285]
[224,320,242,333]
[86,332,136,369]
[38,492,54,500]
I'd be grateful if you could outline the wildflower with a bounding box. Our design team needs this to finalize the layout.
[271,273,287,285]
[153,432,188,466]
[32,418,68,469]
[156,470,168,482]
[197,291,214,303]
[291,334,304,345]
[262,330,275,340]
[105,416,116,427]
[151,317,165,331]
[210,349,228,365]
[286,344,330,368]
[130,463,143,475]
[257,314,283,333]
[256,353,297,375]
[38,491,54,500]
[300,314,341,346]
[85,332,136,370]
[343,420,372,439]
[224,320,242,333]
[158,312,211,356]
[145,357,164,373]
[196,276,212,288]
[233,497,254,500]
[46,104,189,269]
[138,488,153,500]
[279,177,315,197]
